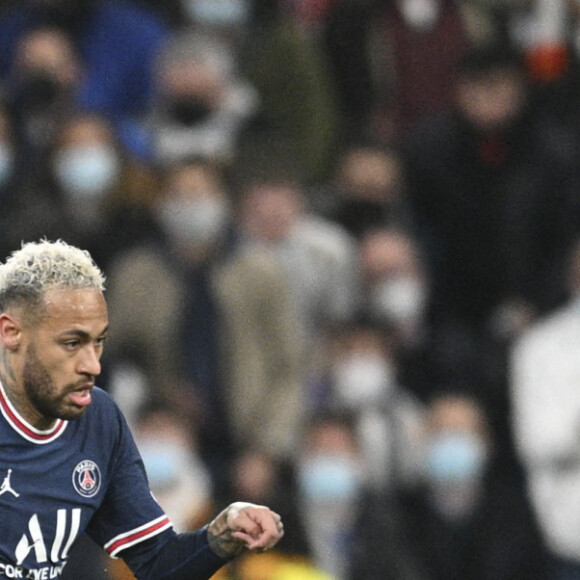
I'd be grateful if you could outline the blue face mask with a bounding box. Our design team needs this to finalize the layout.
[298,454,361,502]
[184,0,249,27]
[426,432,486,483]
[139,444,183,490]
[53,145,120,200]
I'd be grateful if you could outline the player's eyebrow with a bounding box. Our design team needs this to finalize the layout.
[59,326,109,341]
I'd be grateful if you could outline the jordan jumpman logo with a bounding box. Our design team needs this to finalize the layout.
[0,469,19,497]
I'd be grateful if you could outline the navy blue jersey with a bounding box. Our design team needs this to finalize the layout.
[0,382,172,579]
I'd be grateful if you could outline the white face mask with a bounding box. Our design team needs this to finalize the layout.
[158,196,230,247]
[333,354,394,408]
[399,0,440,30]
[370,276,426,326]
[53,145,120,200]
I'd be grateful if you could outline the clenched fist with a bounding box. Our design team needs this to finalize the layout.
[207,502,284,559]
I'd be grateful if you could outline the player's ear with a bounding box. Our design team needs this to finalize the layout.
[0,313,23,351]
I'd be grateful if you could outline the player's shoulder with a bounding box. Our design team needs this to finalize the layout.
[91,385,118,405]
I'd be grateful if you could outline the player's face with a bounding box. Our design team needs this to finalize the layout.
[21,288,108,425]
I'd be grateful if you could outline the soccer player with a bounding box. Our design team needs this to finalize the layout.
[0,239,283,580]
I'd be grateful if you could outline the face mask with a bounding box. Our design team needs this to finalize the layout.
[16,73,63,112]
[53,145,120,200]
[183,0,249,27]
[168,97,213,126]
[0,144,14,189]
[425,432,487,483]
[298,454,361,502]
[333,354,393,408]
[139,443,183,490]
[337,199,389,237]
[399,0,440,30]
[158,196,230,247]
[370,275,426,326]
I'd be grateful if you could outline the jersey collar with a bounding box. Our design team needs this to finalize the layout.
[0,380,67,444]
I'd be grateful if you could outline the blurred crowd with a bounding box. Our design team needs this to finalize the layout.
[3,0,580,579]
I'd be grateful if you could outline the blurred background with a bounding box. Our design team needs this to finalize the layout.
[2,0,580,578]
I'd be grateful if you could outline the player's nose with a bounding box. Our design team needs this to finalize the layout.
[78,344,102,376]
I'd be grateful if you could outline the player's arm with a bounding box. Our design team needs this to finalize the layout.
[122,502,284,580]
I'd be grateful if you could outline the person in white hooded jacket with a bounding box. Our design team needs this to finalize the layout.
[510,236,580,579]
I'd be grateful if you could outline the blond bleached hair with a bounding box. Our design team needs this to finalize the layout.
[0,240,105,312]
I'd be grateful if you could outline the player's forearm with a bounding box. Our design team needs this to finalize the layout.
[123,527,230,580]
[122,502,283,578]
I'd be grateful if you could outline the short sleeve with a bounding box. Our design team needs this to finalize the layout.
[85,399,172,557]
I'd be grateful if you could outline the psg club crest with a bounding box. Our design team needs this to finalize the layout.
[72,460,102,498]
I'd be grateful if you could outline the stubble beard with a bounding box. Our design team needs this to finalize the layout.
[23,344,87,422]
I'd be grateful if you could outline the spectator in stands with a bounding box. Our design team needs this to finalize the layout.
[0,0,167,116]
[316,141,410,238]
[358,228,427,340]
[45,112,160,272]
[134,400,214,532]
[6,26,80,164]
[510,236,580,579]
[0,0,168,156]
[165,0,340,185]
[295,410,367,579]
[349,391,548,580]
[103,157,236,484]
[311,315,424,492]
[323,0,496,142]
[146,30,258,167]
[400,42,580,413]
[104,157,306,486]
[235,176,359,345]
[353,227,433,401]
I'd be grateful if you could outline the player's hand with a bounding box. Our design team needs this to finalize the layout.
[207,502,284,559]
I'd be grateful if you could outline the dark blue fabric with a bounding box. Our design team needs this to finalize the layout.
[122,527,230,580]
